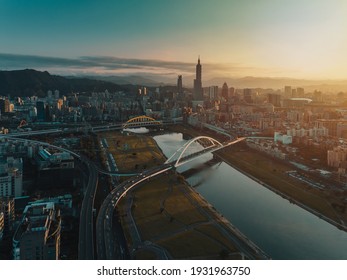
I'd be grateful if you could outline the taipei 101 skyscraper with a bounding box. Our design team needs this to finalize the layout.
[193,56,203,101]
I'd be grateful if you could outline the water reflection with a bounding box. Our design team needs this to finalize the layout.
[154,133,347,259]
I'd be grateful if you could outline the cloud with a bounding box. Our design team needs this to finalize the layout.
[0,53,197,75]
[0,53,281,79]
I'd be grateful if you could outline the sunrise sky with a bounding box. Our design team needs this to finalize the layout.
[1,0,347,79]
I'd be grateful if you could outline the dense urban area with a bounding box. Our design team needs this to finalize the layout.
[1,58,347,260]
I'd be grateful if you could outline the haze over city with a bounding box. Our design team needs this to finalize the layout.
[1,0,347,79]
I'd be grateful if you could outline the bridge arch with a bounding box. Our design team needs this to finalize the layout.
[165,136,223,167]
[123,115,161,128]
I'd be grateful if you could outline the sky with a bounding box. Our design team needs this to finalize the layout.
[1,0,347,80]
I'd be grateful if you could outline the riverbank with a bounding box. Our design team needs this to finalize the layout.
[216,148,347,231]
[169,124,347,231]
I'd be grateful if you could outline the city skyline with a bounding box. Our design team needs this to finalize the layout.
[1,0,347,79]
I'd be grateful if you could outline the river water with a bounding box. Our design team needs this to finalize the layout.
[153,133,347,260]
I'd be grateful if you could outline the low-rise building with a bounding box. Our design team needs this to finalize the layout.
[274,132,293,144]
[36,148,74,170]
[247,139,287,160]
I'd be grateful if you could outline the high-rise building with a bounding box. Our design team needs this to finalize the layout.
[284,86,292,98]
[221,82,229,101]
[0,197,15,234]
[243,88,252,103]
[56,99,64,110]
[297,87,305,97]
[229,87,235,99]
[327,146,347,170]
[0,157,23,198]
[0,98,11,114]
[0,212,4,240]
[313,90,322,102]
[54,90,60,99]
[13,202,61,260]
[292,88,297,97]
[36,101,45,121]
[193,56,203,101]
[45,104,52,121]
[268,94,281,107]
[208,86,218,100]
[177,75,183,94]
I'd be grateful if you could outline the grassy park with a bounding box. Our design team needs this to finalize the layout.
[118,172,253,259]
[98,131,166,172]
[216,143,347,226]
[101,130,262,259]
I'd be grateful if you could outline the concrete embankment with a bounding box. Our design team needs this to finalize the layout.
[214,152,347,232]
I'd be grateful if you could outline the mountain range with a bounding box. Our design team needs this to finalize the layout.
[1,69,347,98]
[79,74,347,93]
[0,69,127,97]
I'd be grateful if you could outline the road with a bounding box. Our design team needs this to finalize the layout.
[96,164,173,259]
[78,157,98,260]
[1,119,182,137]
[0,135,99,260]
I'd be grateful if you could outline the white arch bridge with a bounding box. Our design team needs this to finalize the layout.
[164,136,245,168]
[98,136,246,176]
[103,133,248,174]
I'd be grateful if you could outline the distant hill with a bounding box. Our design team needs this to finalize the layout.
[77,74,347,92]
[2,69,347,97]
[79,75,166,87]
[0,69,127,97]
[205,76,347,92]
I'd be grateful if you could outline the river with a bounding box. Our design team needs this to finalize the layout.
[153,133,347,260]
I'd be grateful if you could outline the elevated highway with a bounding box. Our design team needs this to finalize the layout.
[96,164,173,259]
[1,117,182,137]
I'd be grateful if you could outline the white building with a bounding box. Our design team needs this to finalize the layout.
[209,86,218,100]
[0,157,23,198]
[327,146,347,173]
[274,132,293,144]
[287,127,328,138]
